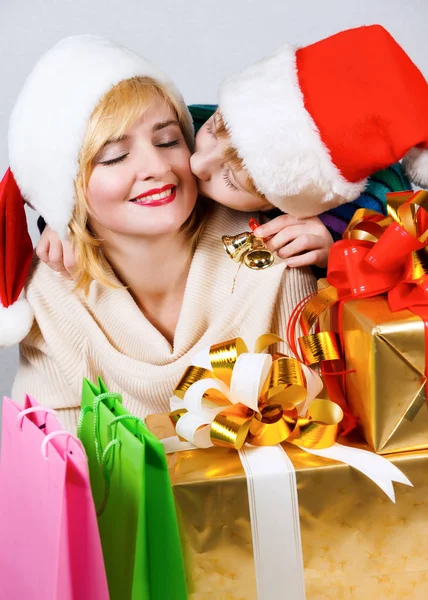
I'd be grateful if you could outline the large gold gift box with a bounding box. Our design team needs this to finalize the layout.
[146,414,428,600]
[340,295,428,454]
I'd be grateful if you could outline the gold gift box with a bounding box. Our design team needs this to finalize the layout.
[341,295,428,454]
[146,414,428,600]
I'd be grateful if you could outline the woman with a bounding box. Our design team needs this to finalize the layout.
[5,35,316,432]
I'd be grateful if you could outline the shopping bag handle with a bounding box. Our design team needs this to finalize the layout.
[16,406,57,429]
[79,392,151,516]
[41,430,87,460]
[79,393,145,464]
[78,392,123,461]
[96,414,151,516]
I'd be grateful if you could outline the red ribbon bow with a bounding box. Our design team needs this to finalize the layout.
[327,191,428,314]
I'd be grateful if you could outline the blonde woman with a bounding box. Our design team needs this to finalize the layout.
[5,36,315,432]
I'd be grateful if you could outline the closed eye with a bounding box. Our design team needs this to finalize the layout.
[222,171,238,191]
[156,140,180,148]
[100,153,129,166]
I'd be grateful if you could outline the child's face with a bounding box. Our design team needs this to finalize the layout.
[191,113,272,212]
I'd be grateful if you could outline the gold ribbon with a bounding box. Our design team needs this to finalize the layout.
[170,334,343,450]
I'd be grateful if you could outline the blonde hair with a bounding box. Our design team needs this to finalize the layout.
[69,76,211,293]
[215,112,265,198]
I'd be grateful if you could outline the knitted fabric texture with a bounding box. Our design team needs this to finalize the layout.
[13,205,316,433]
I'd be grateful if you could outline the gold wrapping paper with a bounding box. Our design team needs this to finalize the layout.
[146,413,428,600]
[341,295,428,454]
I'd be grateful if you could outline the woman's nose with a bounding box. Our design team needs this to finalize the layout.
[190,150,218,181]
[135,148,170,180]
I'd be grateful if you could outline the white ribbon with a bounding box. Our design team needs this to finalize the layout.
[239,445,306,600]
[303,443,412,502]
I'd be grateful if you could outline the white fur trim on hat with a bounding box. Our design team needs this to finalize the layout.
[402,146,428,187]
[0,296,34,347]
[218,44,366,217]
[9,35,193,239]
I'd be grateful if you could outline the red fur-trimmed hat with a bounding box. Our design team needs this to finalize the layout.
[219,25,428,217]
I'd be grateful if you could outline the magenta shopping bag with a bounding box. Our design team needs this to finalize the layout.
[0,395,109,600]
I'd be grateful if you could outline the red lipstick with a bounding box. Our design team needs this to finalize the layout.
[134,183,175,200]
[131,184,176,207]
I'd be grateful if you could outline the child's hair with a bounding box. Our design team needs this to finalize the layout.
[215,112,265,198]
[69,76,210,293]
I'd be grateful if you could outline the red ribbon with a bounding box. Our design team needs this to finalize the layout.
[286,290,357,434]
[327,228,426,309]
[326,192,428,405]
[248,217,260,231]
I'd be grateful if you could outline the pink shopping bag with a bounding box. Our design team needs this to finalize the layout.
[0,395,109,600]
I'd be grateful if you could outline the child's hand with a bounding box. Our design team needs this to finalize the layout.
[36,226,76,278]
[253,215,333,268]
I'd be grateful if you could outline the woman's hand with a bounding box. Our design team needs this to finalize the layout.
[254,215,333,268]
[36,226,77,278]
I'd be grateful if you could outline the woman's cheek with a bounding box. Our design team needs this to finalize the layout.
[175,155,196,181]
[87,169,125,208]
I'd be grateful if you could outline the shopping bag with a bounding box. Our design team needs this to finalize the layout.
[0,395,109,600]
[78,377,187,600]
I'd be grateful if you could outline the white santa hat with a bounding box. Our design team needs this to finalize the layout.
[1,35,193,346]
[219,24,428,217]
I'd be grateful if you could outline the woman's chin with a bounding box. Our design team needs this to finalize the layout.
[131,207,195,237]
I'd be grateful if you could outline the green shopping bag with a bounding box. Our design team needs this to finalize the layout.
[78,378,187,600]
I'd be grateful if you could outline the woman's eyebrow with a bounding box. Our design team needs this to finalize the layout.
[104,134,130,146]
[152,119,179,132]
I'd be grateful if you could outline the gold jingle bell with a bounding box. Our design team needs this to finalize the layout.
[222,232,254,263]
[244,237,275,270]
[222,232,274,270]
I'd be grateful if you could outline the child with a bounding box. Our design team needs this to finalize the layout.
[191,25,428,220]
[189,105,411,272]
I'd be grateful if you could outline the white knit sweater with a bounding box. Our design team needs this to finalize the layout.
[12,205,316,432]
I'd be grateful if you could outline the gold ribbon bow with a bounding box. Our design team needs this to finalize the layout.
[169,334,343,450]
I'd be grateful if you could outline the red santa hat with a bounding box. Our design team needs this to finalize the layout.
[0,35,193,346]
[218,24,428,217]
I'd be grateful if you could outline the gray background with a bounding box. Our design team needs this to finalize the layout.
[1,0,428,398]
